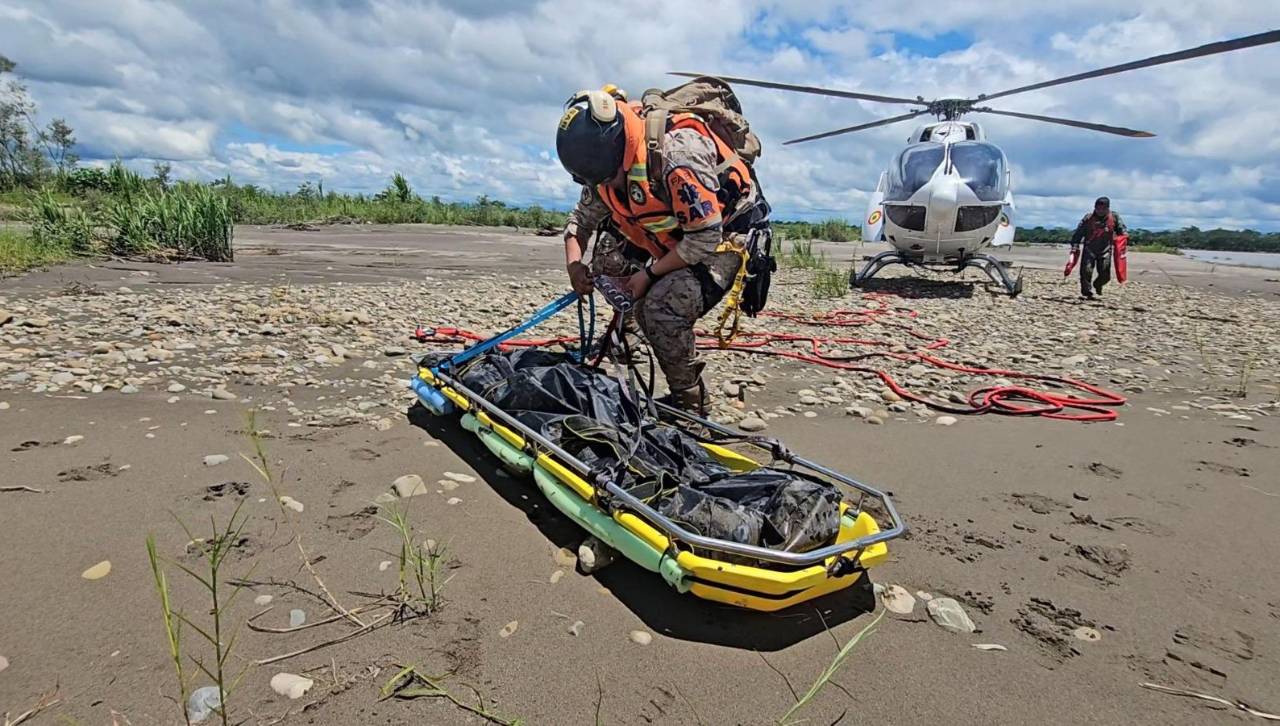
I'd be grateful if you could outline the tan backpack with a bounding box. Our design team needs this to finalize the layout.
[639,76,762,170]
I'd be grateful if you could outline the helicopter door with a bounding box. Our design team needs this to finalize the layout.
[862,172,887,242]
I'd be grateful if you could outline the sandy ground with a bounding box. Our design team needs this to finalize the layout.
[2,225,1279,725]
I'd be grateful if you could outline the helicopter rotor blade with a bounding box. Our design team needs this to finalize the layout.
[975,107,1155,137]
[978,29,1280,103]
[669,72,924,106]
[782,110,930,145]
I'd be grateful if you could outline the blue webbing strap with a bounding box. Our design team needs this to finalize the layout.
[573,294,596,364]
[435,290,583,373]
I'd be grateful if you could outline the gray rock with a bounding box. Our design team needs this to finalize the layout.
[120,385,139,394]
[393,474,428,498]
[383,347,407,357]
[204,454,229,467]
[187,686,222,723]
[168,383,186,393]
[738,416,768,432]
[51,372,75,385]
[289,609,306,627]
[211,388,237,400]
[926,597,976,634]
[866,416,884,425]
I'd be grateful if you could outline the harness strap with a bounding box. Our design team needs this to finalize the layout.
[712,237,750,348]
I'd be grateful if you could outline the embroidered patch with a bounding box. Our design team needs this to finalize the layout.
[629,180,646,205]
[558,106,580,131]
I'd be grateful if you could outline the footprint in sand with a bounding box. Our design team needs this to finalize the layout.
[1008,493,1071,515]
[325,506,379,540]
[1105,516,1173,537]
[1163,625,1256,688]
[1197,461,1250,477]
[57,463,118,482]
[1087,462,1122,479]
[203,481,251,501]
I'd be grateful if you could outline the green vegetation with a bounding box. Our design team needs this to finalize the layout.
[784,240,826,269]
[777,610,886,725]
[775,218,859,243]
[1018,224,1280,253]
[811,267,849,299]
[1130,243,1182,255]
[0,225,70,275]
[219,179,565,229]
[381,665,524,725]
[146,504,254,726]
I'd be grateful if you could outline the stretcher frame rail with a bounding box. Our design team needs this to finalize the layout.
[429,367,906,567]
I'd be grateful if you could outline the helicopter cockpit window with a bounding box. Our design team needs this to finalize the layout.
[886,143,944,202]
[949,141,1006,202]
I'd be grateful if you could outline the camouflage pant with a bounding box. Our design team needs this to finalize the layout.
[589,235,726,392]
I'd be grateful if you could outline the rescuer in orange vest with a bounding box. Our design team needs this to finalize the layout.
[555,87,770,413]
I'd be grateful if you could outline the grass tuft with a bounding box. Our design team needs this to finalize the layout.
[376,505,451,619]
[785,240,827,270]
[777,609,886,725]
[811,267,848,299]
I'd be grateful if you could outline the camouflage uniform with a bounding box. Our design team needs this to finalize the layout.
[564,127,757,394]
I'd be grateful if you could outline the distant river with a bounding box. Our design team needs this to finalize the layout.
[1182,249,1280,270]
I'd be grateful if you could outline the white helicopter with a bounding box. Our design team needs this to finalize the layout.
[675,28,1280,296]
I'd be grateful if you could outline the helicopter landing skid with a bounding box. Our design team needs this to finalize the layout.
[963,254,1023,297]
[849,251,1023,297]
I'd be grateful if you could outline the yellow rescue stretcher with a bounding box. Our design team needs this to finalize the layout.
[412,362,905,612]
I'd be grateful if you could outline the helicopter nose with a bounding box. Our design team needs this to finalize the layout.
[925,175,961,238]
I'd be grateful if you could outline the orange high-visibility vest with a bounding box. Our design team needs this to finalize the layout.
[596,103,752,259]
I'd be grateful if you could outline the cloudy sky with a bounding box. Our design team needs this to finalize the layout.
[3,1,1278,229]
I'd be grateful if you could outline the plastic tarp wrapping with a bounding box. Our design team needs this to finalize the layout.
[446,350,842,560]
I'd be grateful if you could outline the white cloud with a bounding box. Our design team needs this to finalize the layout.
[1,0,1278,228]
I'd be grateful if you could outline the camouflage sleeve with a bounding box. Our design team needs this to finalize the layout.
[563,185,610,244]
[662,128,724,265]
[1112,213,1126,235]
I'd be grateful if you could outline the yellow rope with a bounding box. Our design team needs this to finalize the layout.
[713,239,750,348]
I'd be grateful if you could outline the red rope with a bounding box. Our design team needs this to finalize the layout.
[415,292,1126,423]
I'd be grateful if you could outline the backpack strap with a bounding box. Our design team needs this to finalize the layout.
[643,109,669,197]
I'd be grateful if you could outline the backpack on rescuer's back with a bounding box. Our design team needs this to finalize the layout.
[639,76,775,316]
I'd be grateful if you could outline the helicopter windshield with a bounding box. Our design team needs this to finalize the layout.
[885,143,944,202]
[949,141,1007,202]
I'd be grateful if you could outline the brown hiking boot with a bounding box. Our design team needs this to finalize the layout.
[659,380,709,416]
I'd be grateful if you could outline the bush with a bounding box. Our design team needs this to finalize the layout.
[28,187,94,251]
[108,183,233,261]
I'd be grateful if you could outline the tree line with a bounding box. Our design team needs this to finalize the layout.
[1017,224,1280,253]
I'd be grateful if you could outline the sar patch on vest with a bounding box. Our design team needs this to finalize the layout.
[628,180,646,205]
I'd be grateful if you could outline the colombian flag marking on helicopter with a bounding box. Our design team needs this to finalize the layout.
[999,213,1010,227]
[867,210,882,225]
